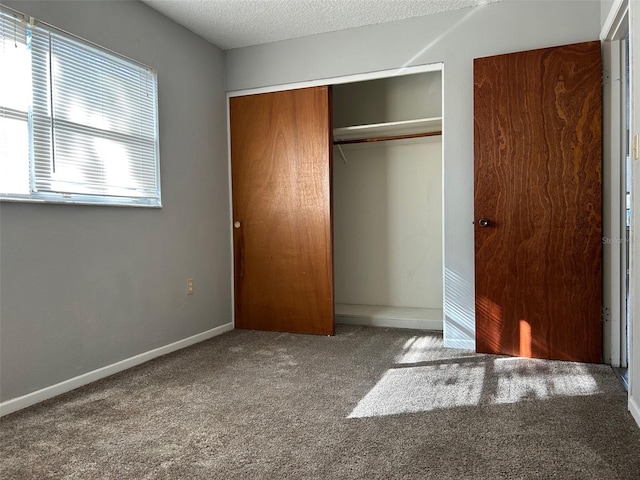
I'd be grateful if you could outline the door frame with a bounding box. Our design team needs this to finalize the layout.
[226,62,445,330]
[601,0,629,367]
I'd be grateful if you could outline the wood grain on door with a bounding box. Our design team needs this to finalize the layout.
[474,41,602,362]
[230,86,334,335]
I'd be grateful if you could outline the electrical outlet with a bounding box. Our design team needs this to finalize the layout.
[186,278,194,295]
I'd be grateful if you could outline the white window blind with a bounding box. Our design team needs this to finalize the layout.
[0,6,161,206]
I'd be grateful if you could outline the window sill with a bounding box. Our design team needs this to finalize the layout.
[0,195,162,208]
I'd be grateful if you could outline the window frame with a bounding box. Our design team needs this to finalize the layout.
[0,6,162,208]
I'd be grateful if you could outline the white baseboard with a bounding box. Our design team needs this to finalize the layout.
[0,322,233,417]
[630,395,640,428]
[335,304,443,331]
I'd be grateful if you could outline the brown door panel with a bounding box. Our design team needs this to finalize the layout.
[230,87,334,335]
[474,41,602,362]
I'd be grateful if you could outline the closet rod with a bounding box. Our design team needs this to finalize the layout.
[333,130,442,145]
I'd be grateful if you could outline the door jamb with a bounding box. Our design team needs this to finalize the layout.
[227,63,443,98]
[601,0,629,366]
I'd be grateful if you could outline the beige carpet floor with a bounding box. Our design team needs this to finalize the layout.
[1,325,639,479]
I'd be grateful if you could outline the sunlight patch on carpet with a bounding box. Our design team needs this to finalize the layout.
[348,358,602,418]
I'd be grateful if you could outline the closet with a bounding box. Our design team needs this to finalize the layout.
[229,68,443,336]
[332,71,444,330]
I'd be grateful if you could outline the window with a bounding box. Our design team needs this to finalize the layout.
[0,6,161,206]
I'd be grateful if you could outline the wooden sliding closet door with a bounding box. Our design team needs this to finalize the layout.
[230,86,334,335]
[474,41,602,362]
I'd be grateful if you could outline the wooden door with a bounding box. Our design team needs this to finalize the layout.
[230,86,334,335]
[474,41,602,362]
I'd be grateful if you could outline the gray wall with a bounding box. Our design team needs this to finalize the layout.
[601,0,615,28]
[0,1,231,402]
[225,0,602,348]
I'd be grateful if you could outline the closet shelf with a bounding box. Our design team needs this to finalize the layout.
[333,117,442,145]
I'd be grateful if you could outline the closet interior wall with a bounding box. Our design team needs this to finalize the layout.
[332,71,444,330]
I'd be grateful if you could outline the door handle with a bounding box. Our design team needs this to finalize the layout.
[478,218,490,228]
[234,221,241,229]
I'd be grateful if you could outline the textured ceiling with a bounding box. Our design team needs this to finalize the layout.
[141,0,502,50]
